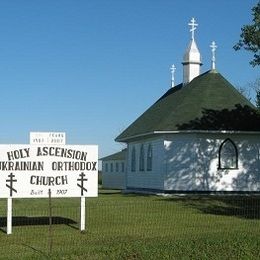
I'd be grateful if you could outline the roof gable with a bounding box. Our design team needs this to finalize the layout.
[116,70,259,142]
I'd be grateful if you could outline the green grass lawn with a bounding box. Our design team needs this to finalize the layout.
[0,191,259,259]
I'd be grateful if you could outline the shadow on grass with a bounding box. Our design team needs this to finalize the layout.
[99,189,122,195]
[0,216,77,233]
[163,195,260,220]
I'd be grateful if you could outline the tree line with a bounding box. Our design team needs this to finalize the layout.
[234,1,260,109]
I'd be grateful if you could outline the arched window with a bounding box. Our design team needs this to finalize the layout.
[218,138,238,169]
[131,146,136,172]
[139,144,145,171]
[147,144,153,171]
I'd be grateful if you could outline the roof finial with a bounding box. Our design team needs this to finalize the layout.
[170,64,176,88]
[188,17,198,40]
[210,41,217,70]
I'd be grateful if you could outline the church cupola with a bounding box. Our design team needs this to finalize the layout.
[182,18,202,85]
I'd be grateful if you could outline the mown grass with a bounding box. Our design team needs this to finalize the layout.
[0,191,259,259]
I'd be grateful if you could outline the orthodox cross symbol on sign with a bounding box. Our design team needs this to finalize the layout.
[77,172,88,196]
[6,173,17,197]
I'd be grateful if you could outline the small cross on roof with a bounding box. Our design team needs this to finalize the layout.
[188,17,198,40]
[210,41,217,70]
[170,64,176,88]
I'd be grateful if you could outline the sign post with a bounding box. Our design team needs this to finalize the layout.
[80,197,86,232]
[6,172,17,234]
[48,189,53,255]
[77,171,88,231]
[7,198,12,235]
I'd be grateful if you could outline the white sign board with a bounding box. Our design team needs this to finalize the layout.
[30,132,66,145]
[0,145,98,198]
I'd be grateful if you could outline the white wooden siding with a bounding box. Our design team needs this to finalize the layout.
[164,133,260,192]
[164,134,197,190]
[126,138,165,190]
[102,160,126,189]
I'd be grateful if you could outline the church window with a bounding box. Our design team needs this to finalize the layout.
[121,162,125,172]
[218,138,238,169]
[105,163,108,172]
[147,144,153,171]
[131,146,136,172]
[116,162,119,172]
[139,144,145,171]
[110,163,114,172]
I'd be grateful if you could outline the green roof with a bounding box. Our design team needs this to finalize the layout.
[116,70,259,142]
[100,149,127,161]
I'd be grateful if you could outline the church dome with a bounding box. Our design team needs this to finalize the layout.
[183,39,202,64]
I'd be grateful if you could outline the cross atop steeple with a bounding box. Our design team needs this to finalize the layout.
[210,41,217,70]
[170,64,176,88]
[183,18,202,85]
[188,17,198,40]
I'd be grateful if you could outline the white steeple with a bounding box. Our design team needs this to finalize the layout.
[182,18,202,85]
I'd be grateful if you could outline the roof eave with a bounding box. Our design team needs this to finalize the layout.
[115,130,260,143]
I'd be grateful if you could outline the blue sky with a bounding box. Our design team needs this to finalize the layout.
[0,0,259,157]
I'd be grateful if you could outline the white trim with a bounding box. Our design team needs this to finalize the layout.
[117,130,260,142]
[154,130,260,135]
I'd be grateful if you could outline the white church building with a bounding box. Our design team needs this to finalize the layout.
[101,18,260,193]
[101,149,126,189]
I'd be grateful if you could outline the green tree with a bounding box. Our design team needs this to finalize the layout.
[256,90,260,109]
[236,85,251,101]
[234,2,260,67]
[248,77,260,109]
